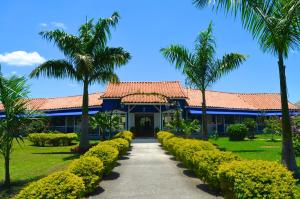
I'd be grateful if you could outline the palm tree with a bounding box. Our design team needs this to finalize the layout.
[30,12,131,149]
[161,22,246,140]
[0,66,35,187]
[193,0,299,174]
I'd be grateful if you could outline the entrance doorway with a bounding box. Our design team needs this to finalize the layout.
[135,114,154,137]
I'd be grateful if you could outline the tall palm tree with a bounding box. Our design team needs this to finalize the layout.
[193,0,300,174]
[161,22,246,140]
[0,66,34,187]
[30,12,131,149]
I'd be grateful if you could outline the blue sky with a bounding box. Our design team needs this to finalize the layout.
[0,0,299,102]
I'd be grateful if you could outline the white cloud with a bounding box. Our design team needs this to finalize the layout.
[0,51,46,66]
[39,23,48,27]
[51,22,67,29]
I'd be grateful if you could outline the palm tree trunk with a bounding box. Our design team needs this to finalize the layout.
[4,152,10,187]
[201,89,208,140]
[80,79,90,149]
[278,52,298,175]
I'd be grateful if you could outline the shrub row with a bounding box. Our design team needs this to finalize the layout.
[113,131,134,143]
[16,131,133,199]
[157,131,297,199]
[28,132,77,146]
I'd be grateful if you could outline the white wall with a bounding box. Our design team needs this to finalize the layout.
[128,113,135,129]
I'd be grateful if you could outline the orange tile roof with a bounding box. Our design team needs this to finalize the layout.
[0,92,103,111]
[101,81,187,99]
[185,89,297,110]
[121,94,168,104]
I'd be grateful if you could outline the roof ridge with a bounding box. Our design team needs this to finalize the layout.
[109,81,180,84]
[29,92,103,100]
[184,88,280,95]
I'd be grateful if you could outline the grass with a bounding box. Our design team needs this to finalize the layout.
[0,139,80,198]
[209,134,300,196]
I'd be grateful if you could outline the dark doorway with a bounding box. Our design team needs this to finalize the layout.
[135,114,154,137]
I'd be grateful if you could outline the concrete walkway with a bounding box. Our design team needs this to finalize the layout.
[90,138,221,199]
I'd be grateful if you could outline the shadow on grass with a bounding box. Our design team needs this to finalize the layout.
[28,143,78,147]
[0,175,45,198]
[31,151,80,161]
[231,149,265,153]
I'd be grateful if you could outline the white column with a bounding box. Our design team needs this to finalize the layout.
[160,105,162,130]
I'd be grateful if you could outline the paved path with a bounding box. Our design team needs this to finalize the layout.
[90,138,221,199]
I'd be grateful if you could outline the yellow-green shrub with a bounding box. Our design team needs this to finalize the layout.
[218,160,297,199]
[191,150,240,190]
[28,132,77,146]
[112,138,130,155]
[175,139,217,166]
[157,131,174,144]
[15,171,84,199]
[113,131,134,143]
[164,137,185,154]
[100,138,129,155]
[68,156,104,194]
[84,144,119,175]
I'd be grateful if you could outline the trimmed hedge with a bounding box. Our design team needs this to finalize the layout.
[157,131,174,145]
[226,124,248,141]
[218,160,297,199]
[16,171,84,199]
[157,131,297,198]
[28,132,77,146]
[68,156,104,194]
[17,131,133,198]
[84,144,119,175]
[191,150,240,190]
[113,131,134,143]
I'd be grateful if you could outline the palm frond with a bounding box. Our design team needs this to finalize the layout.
[39,30,81,57]
[160,45,194,70]
[86,12,120,53]
[206,53,247,87]
[29,60,77,80]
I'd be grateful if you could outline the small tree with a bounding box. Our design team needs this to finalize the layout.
[181,119,200,138]
[263,117,282,141]
[0,67,35,187]
[243,118,257,139]
[89,111,121,140]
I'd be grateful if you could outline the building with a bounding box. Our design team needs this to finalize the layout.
[0,81,299,137]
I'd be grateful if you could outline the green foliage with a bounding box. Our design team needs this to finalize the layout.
[28,133,77,146]
[227,124,248,141]
[113,131,134,143]
[68,156,104,194]
[191,150,240,190]
[84,144,119,175]
[0,69,37,186]
[263,117,282,141]
[293,133,300,156]
[218,160,297,199]
[90,111,122,140]
[25,118,48,134]
[15,171,84,199]
[242,118,257,138]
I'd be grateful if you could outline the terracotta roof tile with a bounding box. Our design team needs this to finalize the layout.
[185,89,297,110]
[121,94,168,104]
[101,81,187,99]
[0,92,103,111]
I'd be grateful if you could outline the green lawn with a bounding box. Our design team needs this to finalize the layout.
[0,139,80,198]
[209,134,300,196]
[209,134,300,164]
